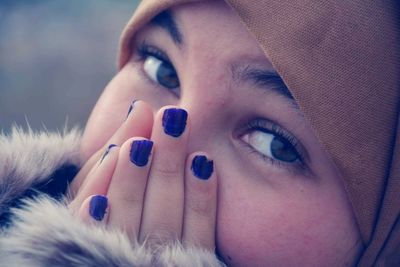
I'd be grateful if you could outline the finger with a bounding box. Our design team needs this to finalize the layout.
[78,195,109,225]
[108,100,153,145]
[69,145,119,211]
[107,137,153,241]
[182,154,217,251]
[71,100,154,195]
[139,107,189,246]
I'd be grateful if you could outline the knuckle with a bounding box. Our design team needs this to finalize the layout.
[151,161,181,179]
[186,183,216,218]
[114,193,143,207]
[187,197,214,218]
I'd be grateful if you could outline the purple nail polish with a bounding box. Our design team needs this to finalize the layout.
[126,100,137,119]
[130,140,153,167]
[89,195,108,221]
[162,108,188,137]
[100,144,117,163]
[191,155,214,180]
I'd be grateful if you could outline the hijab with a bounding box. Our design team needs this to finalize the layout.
[118,0,400,265]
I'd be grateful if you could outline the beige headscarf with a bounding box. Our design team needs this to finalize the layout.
[118,0,400,265]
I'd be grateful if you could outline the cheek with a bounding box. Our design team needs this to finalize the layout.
[216,173,361,266]
[80,64,143,160]
[81,62,177,161]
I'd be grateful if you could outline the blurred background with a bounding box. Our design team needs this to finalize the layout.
[0,0,140,133]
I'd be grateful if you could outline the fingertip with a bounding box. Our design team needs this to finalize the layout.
[100,144,118,164]
[79,195,109,224]
[191,154,214,180]
[119,137,154,168]
[155,106,190,139]
[129,139,154,167]
[183,152,218,250]
[124,100,154,138]
[187,152,217,182]
[125,100,137,120]
[185,152,218,202]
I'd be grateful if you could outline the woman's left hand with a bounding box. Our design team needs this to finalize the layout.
[69,105,218,252]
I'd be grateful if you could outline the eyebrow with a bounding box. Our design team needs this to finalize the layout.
[150,11,183,46]
[231,64,296,104]
[149,11,296,108]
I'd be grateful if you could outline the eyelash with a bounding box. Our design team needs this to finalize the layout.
[241,119,308,172]
[137,41,171,63]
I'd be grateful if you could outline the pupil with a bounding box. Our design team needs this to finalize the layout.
[271,137,298,162]
[156,63,179,89]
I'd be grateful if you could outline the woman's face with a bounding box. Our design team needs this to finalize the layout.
[81,1,362,265]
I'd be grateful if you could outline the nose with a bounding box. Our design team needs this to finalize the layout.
[175,79,233,155]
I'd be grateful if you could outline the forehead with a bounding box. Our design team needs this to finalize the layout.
[167,1,273,67]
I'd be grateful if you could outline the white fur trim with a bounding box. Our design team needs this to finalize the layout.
[158,243,226,267]
[0,197,152,267]
[0,126,81,214]
[0,197,225,267]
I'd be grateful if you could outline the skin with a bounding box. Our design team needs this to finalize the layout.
[72,1,363,266]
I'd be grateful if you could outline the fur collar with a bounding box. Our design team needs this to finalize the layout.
[0,126,81,220]
[0,127,224,266]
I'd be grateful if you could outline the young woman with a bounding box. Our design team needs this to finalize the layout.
[1,0,398,266]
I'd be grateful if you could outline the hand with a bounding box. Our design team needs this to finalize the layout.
[69,104,218,252]
[69,100,154,197]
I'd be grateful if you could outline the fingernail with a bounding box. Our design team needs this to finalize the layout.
[191,155,214,180]
[89,195,108,221]
[130,140,153,167]
[126,100,137,119]
[100,144,117,163]
[162,108,188,137]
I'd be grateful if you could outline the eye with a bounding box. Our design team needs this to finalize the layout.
[242,130,299,163]
[137,42,180,91]
[143,55,179,89]
[240,120,304,165]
